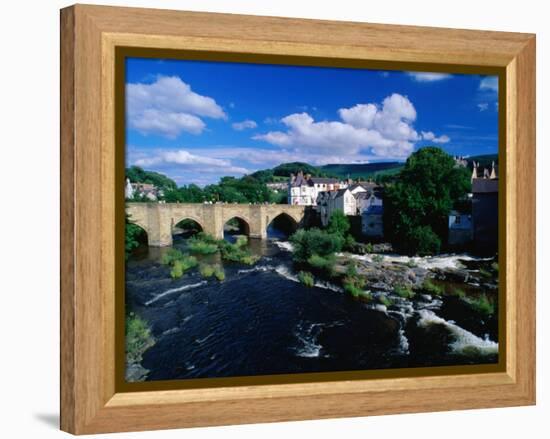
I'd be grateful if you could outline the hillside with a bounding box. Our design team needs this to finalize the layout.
[321,162,404,180]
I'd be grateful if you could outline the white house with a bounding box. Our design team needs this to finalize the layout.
[288,171,347,206]
[317,188,357,226]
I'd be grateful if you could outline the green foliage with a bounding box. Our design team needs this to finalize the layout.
[453,288,467,299]
[298,271,315,287]
[383,147,471,255]
[342,262,367,299]
[365,242,374,253]
[326,209,350,236]
[270,162,336,178]
[161,248,184,265]
[187,237,219,255]
[218,240,259,265]
[289,228,344,263]
[170,255,198,279]
[320,162,403,180]
[462,293,495,316]
[378,295,393,307]
[394,284,415,299]
[198,263,225,281]
[307,254,336,276]
[479,268,492,278]
[199,264,216,278]
[422,278,444,296]
[491,262,499,273]
[372,254,384,264]
[214,266,225,281]
[125,312,155,363]
[345,260,359,277]
[125,217,146,260]
[235,235,248,248]
[126,166,177,192]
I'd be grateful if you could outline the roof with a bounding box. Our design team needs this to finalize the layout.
[353,191,369,200]
[349,182,377,192]
[310,177,339,184]
[290,173,310,187]
[472,178,499,193]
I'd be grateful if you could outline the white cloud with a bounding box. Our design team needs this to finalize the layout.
[479,76,498,92]
[253,93,425,159]
[134,149,249,175]
[407,72,453,82]
[421,131,451,144]
[232,119,258,131]
[478,102,489,112]
[127,75,226,138]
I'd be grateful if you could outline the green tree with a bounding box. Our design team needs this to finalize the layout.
[326,209,350,236]
[384,147,471,255]
[126,166,177,192]
[125,215,146,260]
[289,228,345,263]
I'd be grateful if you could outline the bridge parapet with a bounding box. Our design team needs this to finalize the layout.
[126,202,307,247]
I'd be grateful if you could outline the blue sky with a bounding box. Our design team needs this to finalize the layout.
[126,57,499,186]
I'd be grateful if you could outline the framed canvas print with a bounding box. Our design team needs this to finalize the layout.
[60,4,536,434]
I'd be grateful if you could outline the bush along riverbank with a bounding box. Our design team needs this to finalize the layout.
[125,312,156,381]
[160,233,258,281]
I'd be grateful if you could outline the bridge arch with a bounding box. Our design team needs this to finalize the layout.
[172,216,204,238]
[223,215,251,238]
[266,212,298,238]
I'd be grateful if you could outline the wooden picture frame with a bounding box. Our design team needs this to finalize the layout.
[60,4,536,434]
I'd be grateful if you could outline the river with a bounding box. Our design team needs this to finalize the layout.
[125,232,499,382]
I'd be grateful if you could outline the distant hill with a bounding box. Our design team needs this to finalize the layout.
[126,166,178,191]
[320,162,404,180]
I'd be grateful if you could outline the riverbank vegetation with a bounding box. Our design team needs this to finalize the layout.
[298,271,315,287]
[126,312,155,365]
[199,264,226,281]
[125,214,146,260]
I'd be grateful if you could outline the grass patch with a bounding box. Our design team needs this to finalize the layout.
[219,240,259,265]
[307,253,336,276]
[453,288,467,299]
[479,268,492,278]
[170,255,198,279]
[422,278,444,296]
[214,266,225,281]
[126,312,155,364]
[161,248,184,266]
[235,235,248,248]
[378,295,393,307]
[187,238,219,254]
[462,294,495,316]
[394,284,415,299]
[298,271,315,287]
[199,264,216,278]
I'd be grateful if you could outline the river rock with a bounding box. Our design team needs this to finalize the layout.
[125,363,150,382]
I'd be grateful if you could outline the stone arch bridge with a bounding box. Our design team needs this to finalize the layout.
[126,202,308,247]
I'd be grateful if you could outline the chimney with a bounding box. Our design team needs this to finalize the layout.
[471,161,478,181]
